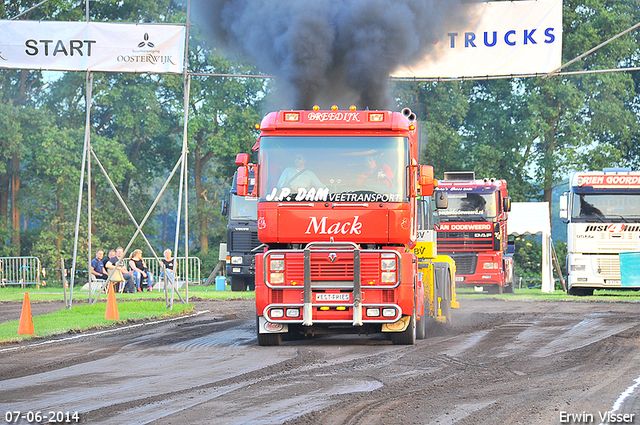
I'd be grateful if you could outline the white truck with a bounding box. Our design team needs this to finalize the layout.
[559,169,640,295]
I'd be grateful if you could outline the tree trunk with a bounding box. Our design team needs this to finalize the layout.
[0,169,9,227]
[543,116,558,228]
[194,153,209,254]
[10,153,20,255]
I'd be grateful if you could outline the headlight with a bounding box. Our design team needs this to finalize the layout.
[571,264,586,271]
[381,272,396,283]
[270,272,284,284]
[382,308,396,317]
[231,256,243,265]
[270,308,284,318]
[483,262,499,269]
[270,259,285,271]
[286,308,300,318]
[366,308,380,317]
[381,259,396,270]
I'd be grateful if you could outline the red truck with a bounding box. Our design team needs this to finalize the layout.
[435,172,514,294]
[235,106,455,346]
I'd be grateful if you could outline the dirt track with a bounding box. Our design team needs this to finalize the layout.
[1,297,639,424]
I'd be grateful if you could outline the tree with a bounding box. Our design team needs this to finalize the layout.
[168,45,266,255]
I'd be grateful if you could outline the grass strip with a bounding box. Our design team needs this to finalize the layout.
[0,301,194,344]
[0,284,256,302]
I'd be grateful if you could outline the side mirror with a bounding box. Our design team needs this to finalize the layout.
[236,165,249,196]
[221,199,228,216]
[507,239,515,255]
[435,191,448,209]
[503,196,512,212]
[419,165,435,197]
[235,153,249,166]
[559,193,568,219]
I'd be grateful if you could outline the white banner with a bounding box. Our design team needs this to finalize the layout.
[0,21,186,74]
[392,0,562,78]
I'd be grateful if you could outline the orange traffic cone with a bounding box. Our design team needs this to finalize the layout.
[105,283,119,320]
[18,292,34,335]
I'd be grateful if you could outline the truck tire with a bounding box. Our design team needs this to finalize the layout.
[247,276,256,291]
[230,276,246,292]
[256,316,282,346]
[390,311,416,345]
[416,314,427,340]
[440,272,453,324]
[487,284,503,295]
[503,279,515,294]
[568,287,594,296]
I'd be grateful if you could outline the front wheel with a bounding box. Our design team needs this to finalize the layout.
[230,276,246,292]
[568,287,594,296]
[390,311,416,345]
[416,314,428,339]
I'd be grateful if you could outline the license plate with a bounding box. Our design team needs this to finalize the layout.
[315,293,350,302]
[605,279,621,285]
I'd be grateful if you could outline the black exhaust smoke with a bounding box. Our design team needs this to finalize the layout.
[192,0,468,110]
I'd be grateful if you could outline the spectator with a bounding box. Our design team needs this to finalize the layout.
[90,249,108,281]
[105,247,135,293]
[129,249,154,292]
[103,249,116,269]
[159,249,175,285]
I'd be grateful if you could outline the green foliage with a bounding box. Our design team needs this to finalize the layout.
[513,236,543,279]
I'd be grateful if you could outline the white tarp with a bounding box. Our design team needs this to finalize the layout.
[509,202,551,236]
[0,21,186,74]
[508,202,554,293]
[392,0,562,78]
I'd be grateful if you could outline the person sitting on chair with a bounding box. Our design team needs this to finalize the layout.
[90,250,109,281]
[159,249,176,287]
[129,249,154,292]
[105,247,136,293]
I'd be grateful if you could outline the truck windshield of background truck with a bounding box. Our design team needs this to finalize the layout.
[258,136,408,203]
[570,192,640,222]
[230,194,258,220]
[438,190,497,221]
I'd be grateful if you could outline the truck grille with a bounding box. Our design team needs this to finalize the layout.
[450,255,477,275]
[284,255,381,283]
[437,231,494,252]
[596,256,620,278]
[230,231,260,251]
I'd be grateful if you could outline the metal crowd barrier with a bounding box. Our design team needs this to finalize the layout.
[0,256,42,287]
[142,256,201,287]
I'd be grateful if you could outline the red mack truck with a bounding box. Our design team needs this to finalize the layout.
[235,106,456,346]
[435,172,514,294]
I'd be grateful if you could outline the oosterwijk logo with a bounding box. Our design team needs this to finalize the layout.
[117,31,176,66]
[137,33,155,49]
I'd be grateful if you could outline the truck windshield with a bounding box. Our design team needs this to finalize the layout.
[258,136,408,202]
[438,191,498,221]
[571,193,640,221]
[230,195,258,220]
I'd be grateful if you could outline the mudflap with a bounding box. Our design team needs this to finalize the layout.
[258,316,289,334]
[433,262,453,324]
